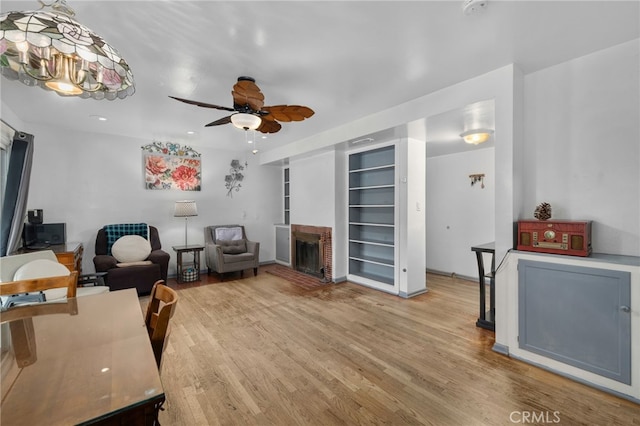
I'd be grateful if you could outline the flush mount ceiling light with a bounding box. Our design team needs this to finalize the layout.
[0,0,135,100]
[462,0,489,15]
[230,113,262,131]
[460,129,494,145]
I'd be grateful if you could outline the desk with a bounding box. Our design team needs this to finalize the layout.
[471,242,495,331]
[0,289,164,425]
[172,244,204,283]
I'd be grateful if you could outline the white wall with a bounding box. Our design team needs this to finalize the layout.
[426,147,496,279]
[522,39,640,256]
[333,149,348,280]
[398,138,426,296]
[495,39,640,352]
[0,113,281,275]
[289,150,339,278]
[290,151,336,228]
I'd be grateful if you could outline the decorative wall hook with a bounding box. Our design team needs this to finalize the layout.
[469,173,485,188]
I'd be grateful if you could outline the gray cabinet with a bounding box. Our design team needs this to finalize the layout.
[518,260,631,384]
[348,145,395,286]
[275,225,290,265]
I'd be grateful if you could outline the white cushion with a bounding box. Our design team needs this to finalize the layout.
[0,250,58,282]
[13,259,72,302]
[13,259,70,280]
[116,260,153,267]
[112,235,151,263]
[77,286,110,296]
[215,227,243,241]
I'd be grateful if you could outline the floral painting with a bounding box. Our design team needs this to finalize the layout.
[142,141,201,191]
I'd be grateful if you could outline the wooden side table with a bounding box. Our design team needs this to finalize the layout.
[172,245,204,283]
[51,242,83,274]
[471,242,495,331]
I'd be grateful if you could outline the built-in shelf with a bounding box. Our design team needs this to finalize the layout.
[284,167,290,225]
[349,239,394,247]
[348,145,395,287]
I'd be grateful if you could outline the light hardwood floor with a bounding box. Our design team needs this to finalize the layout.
[149,270,640,425]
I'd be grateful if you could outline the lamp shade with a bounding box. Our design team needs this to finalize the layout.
[0,0,135,100]
[460,129,494,145]
[174,200,197,217]
[230,113,262,130]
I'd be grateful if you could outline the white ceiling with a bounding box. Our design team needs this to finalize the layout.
[1,1,638,159]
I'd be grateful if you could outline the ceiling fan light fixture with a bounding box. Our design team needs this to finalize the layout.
[0,0,135,100]
[231,113,262,131]
[169,76,313,134]
[460,129,493,145]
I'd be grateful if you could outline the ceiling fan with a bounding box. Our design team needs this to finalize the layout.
[169,76,314,134]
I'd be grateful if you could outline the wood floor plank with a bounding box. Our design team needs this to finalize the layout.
[148,269,640,425]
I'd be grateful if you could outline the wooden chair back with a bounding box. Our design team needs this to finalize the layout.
[0,271,79,299]
[1,297,79,323]
[144,280,178,369]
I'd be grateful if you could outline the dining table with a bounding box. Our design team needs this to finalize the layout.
[0,288,165,425]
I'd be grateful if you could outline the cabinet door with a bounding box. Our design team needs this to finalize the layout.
[275,227,290,264]
[518,260,631,384]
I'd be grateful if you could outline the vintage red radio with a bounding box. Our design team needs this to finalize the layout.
[517,220,592,257]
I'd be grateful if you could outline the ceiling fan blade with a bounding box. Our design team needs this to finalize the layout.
[263,105,314,122]
[257,119,281,134]
[205,115,233,127]
[232,80,265,111]
[169,96,235,112]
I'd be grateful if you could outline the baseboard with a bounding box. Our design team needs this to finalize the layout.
[492,342,510,356]
[426,268,476,282]
[509,352,640,405]
[399,288,429,298]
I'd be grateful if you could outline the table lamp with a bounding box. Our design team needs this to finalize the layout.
[174,200,198,246]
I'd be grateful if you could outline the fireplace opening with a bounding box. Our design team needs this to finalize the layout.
[294,232,323,278]
[291,225,332,281]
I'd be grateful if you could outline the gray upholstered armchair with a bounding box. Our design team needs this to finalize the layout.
[204,225,259,280]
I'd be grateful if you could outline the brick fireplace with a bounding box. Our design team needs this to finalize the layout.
[291,224,332,281]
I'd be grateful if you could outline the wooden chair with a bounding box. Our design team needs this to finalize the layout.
[1,297,78,324]
[0,271,79,303]
[0,252,108,308]
[144,280,178,369]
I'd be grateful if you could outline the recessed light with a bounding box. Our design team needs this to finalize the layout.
[89,115,107,121]
[186,131,195,135]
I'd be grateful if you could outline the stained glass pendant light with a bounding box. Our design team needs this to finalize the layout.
[0,0,135,100]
